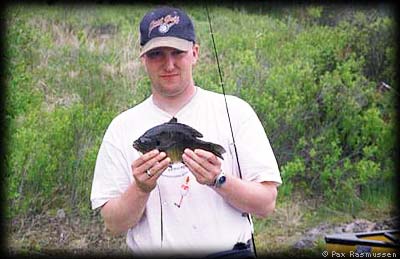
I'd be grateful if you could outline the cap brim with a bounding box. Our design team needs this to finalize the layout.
[140,37,193,57]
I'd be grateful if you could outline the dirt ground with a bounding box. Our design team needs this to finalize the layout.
[5,208,399,257]
[6,209,129,257]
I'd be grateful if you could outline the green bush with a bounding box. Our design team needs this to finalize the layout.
[5,103,116,217]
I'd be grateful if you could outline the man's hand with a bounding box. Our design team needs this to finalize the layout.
[182,148,278,217]
[101,149,170,235]
[131,149,171,193]
[182,148,221,186]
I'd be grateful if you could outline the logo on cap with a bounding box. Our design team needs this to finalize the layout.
[148,14,180,37]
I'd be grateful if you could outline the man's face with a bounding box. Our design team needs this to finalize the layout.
[141,44,199,98]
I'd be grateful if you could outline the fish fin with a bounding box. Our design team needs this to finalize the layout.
[166,119,203,138]
[210,143,226,160]
[176,123,203,138]
[185,126,203,138]
[196,141,226,160]
[166,147,183,163]
[169,117,178,123]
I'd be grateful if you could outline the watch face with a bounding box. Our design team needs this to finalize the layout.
[218,175,226,185]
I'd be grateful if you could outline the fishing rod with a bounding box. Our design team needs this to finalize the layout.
[205,3,257,257]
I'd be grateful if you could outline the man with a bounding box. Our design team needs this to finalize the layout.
[90,6,282,257]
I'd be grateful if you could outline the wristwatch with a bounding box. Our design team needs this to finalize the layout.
[213,171,226,188]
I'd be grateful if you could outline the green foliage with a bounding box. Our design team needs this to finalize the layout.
[6,103,116,217]
[204,5,396,208]
[337,10,397,83]
[4,4,397,218]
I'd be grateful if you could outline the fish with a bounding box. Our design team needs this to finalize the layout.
[132,117,226,163]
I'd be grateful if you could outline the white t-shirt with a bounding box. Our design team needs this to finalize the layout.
[90,87,282,256]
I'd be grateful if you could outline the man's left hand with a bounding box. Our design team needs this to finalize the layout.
[182,148,221,186]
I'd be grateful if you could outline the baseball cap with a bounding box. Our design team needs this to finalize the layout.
[139,6,196,57]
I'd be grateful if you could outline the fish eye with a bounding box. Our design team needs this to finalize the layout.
[142,137,152,144]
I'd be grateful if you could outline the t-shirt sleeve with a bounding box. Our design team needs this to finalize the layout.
[231,98,282,185]
[90,127,132,210]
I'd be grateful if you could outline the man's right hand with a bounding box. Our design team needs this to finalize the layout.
[131,149,171,193]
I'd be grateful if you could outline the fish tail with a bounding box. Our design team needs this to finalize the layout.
[197,142,226,160]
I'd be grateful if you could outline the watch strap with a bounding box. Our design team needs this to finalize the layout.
[213,171,226,188]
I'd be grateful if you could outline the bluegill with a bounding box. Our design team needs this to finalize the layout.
[132,117,226,163]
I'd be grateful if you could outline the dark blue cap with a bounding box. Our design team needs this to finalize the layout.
[139,6,196,56]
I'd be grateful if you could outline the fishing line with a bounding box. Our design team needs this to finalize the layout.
[156,184,164,247]
[205,3,257,257]
[205,4,243,180]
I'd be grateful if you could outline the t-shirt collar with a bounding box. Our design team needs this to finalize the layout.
[149,86,200,119]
